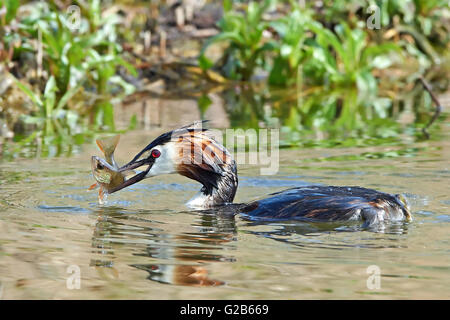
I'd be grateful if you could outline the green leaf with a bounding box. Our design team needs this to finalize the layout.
[356,70,377,97]
[309,23,347,71]
[44,76,57,117]
[5,0,20,23]
[247,2,261,27]
[197,94,212,117]
[269,20,288,37]
[56,85,80,111]
[280,44,292,58]
[199,32,244,70]
[115,57,138,77]
[198,54,214,70]
[223,0,232,13]
[205,32,245,49]
[268,56,289,86]
[362,43,399,66]
[13,77,43,108]
[128,114,137,130]
[21,115,45,125]
[370,55,392,69]
[37,21,60,59]
[95,101,115,130]
[65,110,79,130]
[372,98,391,118]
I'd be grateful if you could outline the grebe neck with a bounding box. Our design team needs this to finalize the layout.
[186,161,238,209]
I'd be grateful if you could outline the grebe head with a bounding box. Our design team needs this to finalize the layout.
[111,122,238,208]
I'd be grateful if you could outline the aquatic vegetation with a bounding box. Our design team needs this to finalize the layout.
[199,0,276,80]
[317,0,449,50]
[4,74,87,158]
[0,1,140,159]
[16,1,136,128]
[267,4,313,86]
[0,0,19,64]
[200,0,447,88]
[2,1,136,140]
[196,0,447,145]
[0,0,447,161]
[13,75,78,128]
[369,0,449,51]
[222,79,445,149]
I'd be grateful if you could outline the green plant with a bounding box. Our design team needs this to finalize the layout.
[0,0,20,63]
[0,0,18,22]
[199,0,276,80]
[13,75,80,133]
[8,74,86,159]
[307,22,399,94]
[267,5,313,86]
[13,0,136,130]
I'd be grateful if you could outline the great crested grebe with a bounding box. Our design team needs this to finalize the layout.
[109,122,412,226]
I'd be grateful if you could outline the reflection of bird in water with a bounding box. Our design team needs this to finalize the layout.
[134,264,224,287]
[91,208,236,287]
[109,122,412,227]
[134,213,235,287]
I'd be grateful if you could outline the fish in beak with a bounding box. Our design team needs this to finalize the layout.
[107,142,162,193]
[107,160,153,193]
[89,135,136,204]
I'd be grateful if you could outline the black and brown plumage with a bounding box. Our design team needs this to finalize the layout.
[110,122,412,227]
[239,186,411,226]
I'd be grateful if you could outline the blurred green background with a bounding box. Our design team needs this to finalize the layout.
[0,0,449,159]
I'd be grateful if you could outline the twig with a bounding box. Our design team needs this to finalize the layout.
[418,77,442,139]
[159,30,167,59]
[143,30,151,54]
[37,28,43,78]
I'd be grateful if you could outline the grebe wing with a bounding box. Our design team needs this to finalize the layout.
[240,186,411,225]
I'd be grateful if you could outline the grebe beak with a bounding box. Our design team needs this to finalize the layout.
[120,157,153,171]
[108,156,155,193]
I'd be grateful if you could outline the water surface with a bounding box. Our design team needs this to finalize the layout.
[0,123,449,299]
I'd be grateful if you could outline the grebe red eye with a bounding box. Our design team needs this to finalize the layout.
[151,149,161,158]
